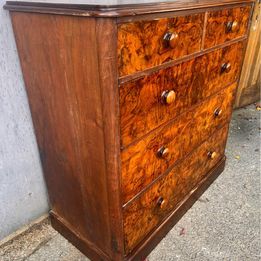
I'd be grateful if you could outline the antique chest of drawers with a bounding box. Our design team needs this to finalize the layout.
[5,0,254,260]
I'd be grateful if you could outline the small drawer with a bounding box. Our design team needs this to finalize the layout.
[123,124,229,254]
[121,82,236,204]
[118,13,204,76]
[204,5,251,48]
[120,41,244,147]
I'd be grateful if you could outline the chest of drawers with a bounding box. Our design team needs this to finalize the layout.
[5,0,254,260]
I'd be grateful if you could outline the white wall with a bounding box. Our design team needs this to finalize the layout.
[0,1,49,240]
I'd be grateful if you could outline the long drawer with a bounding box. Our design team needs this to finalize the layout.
[121,82,236,204]
[120,41,244,147]
[123,124,229,253]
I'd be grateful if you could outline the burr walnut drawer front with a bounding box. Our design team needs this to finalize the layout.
[123,124,229,253]
[204,5,251,49]
[120,41,244,147]
[118,13,204,76]
[121,82,236,204]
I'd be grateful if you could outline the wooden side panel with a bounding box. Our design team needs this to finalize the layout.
[11,13,122,260]
[95,18,124,259]
[118,13,204,76]
[121,83,237,204]
[235,0,261,108]
[204,5,251,48]
[120,41,244,147]
[123,125,229,254]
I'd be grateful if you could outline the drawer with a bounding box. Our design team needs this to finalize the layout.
[121,82,236,204]
[118,13,204,77]
[120,41,244,147]
[123,125,229,254]
[204,5,251,49]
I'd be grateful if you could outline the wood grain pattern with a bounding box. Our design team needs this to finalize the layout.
[121,83,237,204]
[204,5,251,48]
[11,12,123,260]
[120,41,244,147]
[123,125,229,253]
[118,13,204,76]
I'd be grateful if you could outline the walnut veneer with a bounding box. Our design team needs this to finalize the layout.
[5,0,254,260]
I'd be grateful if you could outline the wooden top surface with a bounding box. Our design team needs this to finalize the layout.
[4,0,254,17]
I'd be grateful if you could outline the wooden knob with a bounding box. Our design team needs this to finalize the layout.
[161,90,176,105]
[214,108,222,117]
[157,146,169,158]
[163,31,179,48]
[226,20,239,33]
[157,197,166,208]
[208,151,217,160]
[221,62,232,73]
